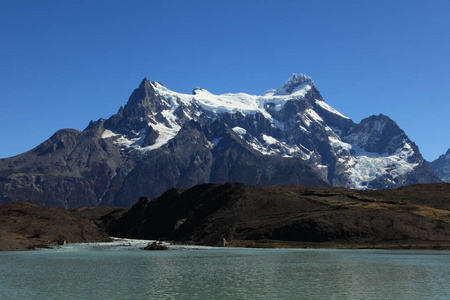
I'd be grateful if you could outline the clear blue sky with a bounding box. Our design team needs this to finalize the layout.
[1,0,449,161]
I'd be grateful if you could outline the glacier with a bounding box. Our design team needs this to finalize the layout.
[99,73,432,190]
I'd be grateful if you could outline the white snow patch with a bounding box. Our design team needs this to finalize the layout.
[315,100,350,119]
[305,109,324,124]
[248,141,273,156]
[114,129,146,149]
[328,136,352,152]
[240,132,313,160]
[347,142,418,189]
[141,122,181,152]
[302,116,311,127]
[232,126,247,136]
[262,134,278,145]
[299,125,309,133]
[102,129,119,139]
[328,135,418,189]
[103,116,182,153]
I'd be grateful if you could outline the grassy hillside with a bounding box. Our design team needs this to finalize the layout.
[109,183,450,249]
[0,202,113,250]
[2,183,450,250]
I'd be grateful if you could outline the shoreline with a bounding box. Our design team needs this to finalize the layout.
[4,237,450,252]
[225,239,450,250]
[157,239,450,251]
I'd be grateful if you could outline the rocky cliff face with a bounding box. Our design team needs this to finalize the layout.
[429,149,450,182]
[0,74,440,207]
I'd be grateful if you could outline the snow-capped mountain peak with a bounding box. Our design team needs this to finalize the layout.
[274,73,314,95]
[0,73,440,208]
[102,74,326,156]
[123,75,319,122]
[429,148,450,182]
[148,74,316,115]
[97,74,438,191]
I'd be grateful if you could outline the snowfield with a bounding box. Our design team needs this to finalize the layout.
[100,73,423,190]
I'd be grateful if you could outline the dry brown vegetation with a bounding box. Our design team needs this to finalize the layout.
[0,202,112,251]
[109,183,450,249]
[2,183,450,251]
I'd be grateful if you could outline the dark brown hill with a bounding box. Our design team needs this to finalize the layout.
[2,183,450,250]
[0,202,111,251]
[108,183,450,248]
[360,183,450,210]
[69,206,128,232]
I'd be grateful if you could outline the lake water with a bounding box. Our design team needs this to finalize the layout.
[1,239,449,299]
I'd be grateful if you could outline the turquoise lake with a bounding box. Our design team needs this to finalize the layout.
[1,240,449,299]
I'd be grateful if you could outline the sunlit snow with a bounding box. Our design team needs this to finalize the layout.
[99,74,420,190]
[101,129,119,139]
[142,122,181,152]
[262,134,278,145]
[232,126,247,136]
[153,78,313,123]
[328,137,419,189]
[315,100,350,119]
[305,109,324,124]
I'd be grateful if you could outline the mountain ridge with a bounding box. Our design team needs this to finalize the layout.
[429,149,450,182]
[0,74,441,207]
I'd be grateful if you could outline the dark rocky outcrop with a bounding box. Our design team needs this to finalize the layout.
[143,242,168,250]
[69,206,128,233]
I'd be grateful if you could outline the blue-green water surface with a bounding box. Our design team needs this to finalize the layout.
[0,242,449,299]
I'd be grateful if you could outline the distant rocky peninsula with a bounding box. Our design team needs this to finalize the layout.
[1,183,450,251]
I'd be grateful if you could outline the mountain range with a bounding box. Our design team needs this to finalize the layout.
[429,149,450,182]
[0,74,442,207]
